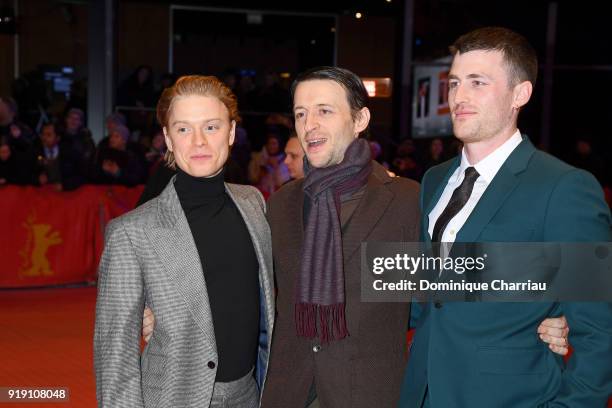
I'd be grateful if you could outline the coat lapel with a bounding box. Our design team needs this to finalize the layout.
[145,179,217,353]
[225,184,274,332]
[456,136,535,243]
[342,163,394,262]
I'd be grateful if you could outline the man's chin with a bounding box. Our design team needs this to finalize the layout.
[305,153,332,169]
[453,128,480,145]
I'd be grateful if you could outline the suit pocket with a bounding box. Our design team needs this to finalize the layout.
[475,346,560,407]
[477,346,548,375]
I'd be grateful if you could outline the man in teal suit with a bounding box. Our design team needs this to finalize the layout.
[399,27,612,407]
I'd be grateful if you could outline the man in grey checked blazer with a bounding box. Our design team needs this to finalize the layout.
[94,180,275,407]
[94,75,275,408]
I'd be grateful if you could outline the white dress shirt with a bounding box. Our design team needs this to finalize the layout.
[427,130,523,246]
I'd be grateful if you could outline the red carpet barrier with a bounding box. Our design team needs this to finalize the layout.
[0,184,143,288]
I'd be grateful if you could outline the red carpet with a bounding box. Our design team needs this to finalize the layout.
[0,287,97,407]
[1,287,610,407]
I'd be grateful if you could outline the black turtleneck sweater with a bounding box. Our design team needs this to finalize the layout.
[174,167,260,382]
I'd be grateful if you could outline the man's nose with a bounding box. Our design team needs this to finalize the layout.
[452,83,469,105]
[194,129,208,146]
[303,111,319,133]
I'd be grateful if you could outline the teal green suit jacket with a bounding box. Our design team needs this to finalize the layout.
[399,136,612,407]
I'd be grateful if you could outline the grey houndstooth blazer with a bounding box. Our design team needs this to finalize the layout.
[94,179,275,408]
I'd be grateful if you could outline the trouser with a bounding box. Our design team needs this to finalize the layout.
[210,368,259,408]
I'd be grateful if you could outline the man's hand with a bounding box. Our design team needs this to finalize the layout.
[538,316,569,356]
[142,307,154,343]
[102,159,121,176]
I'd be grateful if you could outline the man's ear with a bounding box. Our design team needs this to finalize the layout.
[513,81,533,110]
[354,107,371,137]
[163,127,173,152]
[229,120,236,147]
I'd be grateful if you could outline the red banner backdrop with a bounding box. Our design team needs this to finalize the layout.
[0,185,143,288]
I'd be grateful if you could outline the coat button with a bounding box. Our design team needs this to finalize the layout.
[208,361,216,369]
[434,300,443,309]
[312,345,321,353]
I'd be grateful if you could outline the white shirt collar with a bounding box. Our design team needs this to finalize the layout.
[457,130,523,184]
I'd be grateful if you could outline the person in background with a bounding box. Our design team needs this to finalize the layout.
[0,97,35,181]
[143,126,167,172]
[117,65,156,108]
[392,139,423,181]
[62,108,95,160]
[33,122,84,191]
[283,132,304,180]
[369,140,390,169]
[0,96,34,143]
[229,126,251,182]
[0,137,17,185]
[248,131,291,197]
[93,124,145,186]
[61,108,96,180]
[422,137,446,171]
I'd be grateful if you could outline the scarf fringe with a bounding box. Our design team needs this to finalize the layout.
[295,303,349,344]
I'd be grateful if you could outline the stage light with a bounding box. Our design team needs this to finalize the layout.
[355,12,363,19]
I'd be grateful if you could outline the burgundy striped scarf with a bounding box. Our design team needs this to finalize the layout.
[296,138,372,343]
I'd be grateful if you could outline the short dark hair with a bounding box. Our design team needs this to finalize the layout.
[290,66,369,121]
[66,108,84,121]
[41,122,59,137]
[450,27,538,88]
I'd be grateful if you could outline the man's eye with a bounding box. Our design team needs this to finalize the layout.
[206,125,219,132]
[473,80,485,86]
[177,127,189,133]
[294,112,305,119]
[320,109,331,115]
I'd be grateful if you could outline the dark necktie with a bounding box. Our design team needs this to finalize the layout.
[432,166,480,242]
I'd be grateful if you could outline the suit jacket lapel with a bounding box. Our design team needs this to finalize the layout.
[456,136,535,243]
[342,163,394,262]
[225,184,275,336]
[145,179,217,353]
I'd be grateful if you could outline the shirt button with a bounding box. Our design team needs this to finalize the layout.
[450,230,455,235]
[312,345,321,353]
[207,361,216,369]
[434,300,443,309]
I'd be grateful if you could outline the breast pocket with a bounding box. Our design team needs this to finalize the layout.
[479,224,535,242]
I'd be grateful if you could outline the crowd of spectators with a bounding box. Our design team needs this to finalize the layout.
[1,67,610,206]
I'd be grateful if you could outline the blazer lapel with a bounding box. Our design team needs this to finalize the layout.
[145,180,217,353]
[342,163,394,262]
[225,184,274,317]
[456,136,535,243]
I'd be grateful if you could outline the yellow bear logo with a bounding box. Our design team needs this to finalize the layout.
[20,215,63,277]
